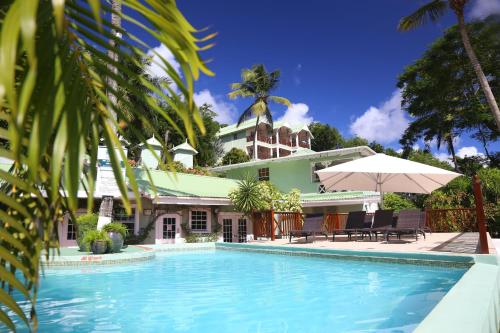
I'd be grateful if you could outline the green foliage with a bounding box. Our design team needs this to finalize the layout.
[408,150,454,170]
[0,0,213,329]
[82,230,112,252]
[309,122,343,151]
[398,18,500,165]
[75,213,98,243]
[383,193,416,212]
[221,148,251,165]
[368,141,385,153]
[229,177,302,214]
[228,176,264,215]
[103,222,129,239]
[180,222,219,243]
[342,136,369,148]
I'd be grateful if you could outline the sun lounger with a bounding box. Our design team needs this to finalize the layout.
[289,214,327,243]
[386,209,426,241]
[361,210,394,241]
[331,211,366,242]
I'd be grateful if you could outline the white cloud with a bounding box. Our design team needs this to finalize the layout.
[435,152,453,165]
[349,89,409,144]
[278,103,313,126]
[456,146,484,158]
[470,0,500,19]
[193,89,237,124]
[146,44,181,78]
[412,143,420,151]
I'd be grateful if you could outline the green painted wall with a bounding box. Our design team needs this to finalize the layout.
[224,153,362,193]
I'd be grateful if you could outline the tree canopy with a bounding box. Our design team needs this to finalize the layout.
[398,18,500,168]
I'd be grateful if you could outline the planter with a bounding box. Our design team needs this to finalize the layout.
[91,240,107,254]
[107,232,124,253]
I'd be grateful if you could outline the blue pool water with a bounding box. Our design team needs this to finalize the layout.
[16,250,466,332]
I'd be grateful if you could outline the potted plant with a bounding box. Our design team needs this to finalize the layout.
[75,213,98,251]
[82,230,111,254]
[102,222,128,253]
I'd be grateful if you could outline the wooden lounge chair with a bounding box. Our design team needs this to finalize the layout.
[386,209,426,241]
[331,211,366,242]
[289,214,327,243]
[361,210,394,241]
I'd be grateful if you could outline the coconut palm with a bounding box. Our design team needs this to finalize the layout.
[398,0,500,131]
[0,0,213,330]
[228,64,291,160]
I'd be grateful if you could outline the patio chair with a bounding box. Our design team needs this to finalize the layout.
[289,214,327,243]
[361,209,394,241]
[331,211,366,242]
[420,211,432,234]
[386,209,426,241]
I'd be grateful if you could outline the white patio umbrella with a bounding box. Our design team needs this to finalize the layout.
[316,153,461,206]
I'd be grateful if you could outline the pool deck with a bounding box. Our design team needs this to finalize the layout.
[249,232,497,255]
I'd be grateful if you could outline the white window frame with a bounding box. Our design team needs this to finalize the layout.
[258,167,270,181]
[189,208,211,233]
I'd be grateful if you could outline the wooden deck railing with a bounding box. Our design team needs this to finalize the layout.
[253,208,478,240]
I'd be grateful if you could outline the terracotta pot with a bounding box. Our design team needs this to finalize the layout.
[91,240,107,254]
[107,232,124,253]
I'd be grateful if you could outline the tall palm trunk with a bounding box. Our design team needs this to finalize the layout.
[252,115,260,160]
[455,10,500,130]
[446,136,458,171]
[99,0,122,230]
[107,0,122,123]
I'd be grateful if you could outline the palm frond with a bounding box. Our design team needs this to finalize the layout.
[263,105,274,129]
[236,103,255,127]
[398,0,447,31]
[269,95,291,107]
[0,0,213,330]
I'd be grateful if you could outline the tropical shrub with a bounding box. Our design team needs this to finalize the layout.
[383,193,416,212]
[229,177,302,215]
[221,148,250,165]
[82,230,112,252]
[103,222,129,238]
[75,213,98,246]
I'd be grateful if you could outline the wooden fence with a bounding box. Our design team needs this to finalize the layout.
[253,208,478,240]
[424,208,477,232]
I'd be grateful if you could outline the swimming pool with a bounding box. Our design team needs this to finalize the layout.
[15,249,466,332]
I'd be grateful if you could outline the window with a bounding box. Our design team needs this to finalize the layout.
[113,204,135,235]
[67,218,77,240]
[191,210,208,231]
[258,167,269,181]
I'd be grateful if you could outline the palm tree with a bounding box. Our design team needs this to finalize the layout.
[398,0,500,131]
[228,64,291,160]
[0,0,213,330]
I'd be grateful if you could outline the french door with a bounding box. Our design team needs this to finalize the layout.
[155,214,180,244]
[219,215,248,243]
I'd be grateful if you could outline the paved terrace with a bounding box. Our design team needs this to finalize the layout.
[249,232,497,255]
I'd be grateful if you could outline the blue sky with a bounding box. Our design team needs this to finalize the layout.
[145,0,500,161]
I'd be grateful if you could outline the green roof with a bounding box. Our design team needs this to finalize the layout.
[134,168,240,198]
[300,191,379,202]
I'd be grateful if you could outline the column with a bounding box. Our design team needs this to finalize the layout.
[276,130,280,158]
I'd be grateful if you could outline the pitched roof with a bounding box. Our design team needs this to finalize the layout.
[211,146,376,172]
[140,136,162,147]
[134,168,239,198]
[170,140,198,154]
